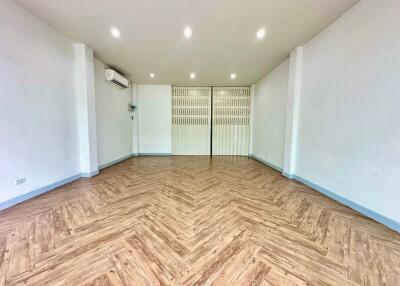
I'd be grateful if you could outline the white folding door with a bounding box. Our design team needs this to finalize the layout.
[172,87,212,155]
[212,87,251,155]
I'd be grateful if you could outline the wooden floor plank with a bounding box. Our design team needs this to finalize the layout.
[0,156,399,285]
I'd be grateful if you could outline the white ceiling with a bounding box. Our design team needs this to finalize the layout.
[16,0,358,86]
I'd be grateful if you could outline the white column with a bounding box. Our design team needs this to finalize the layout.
[75,44,98,176]
[283,47,303,178]
[131,83,139,155]
[249,84,255,156]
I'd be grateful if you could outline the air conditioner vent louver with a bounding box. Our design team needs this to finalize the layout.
[112,79,127,88]
[105,69,130,89]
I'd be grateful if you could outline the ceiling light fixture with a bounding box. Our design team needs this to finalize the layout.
[184,27,193,38]
[230,73,237,80]
[110,27,121,38]
[150,73,155,78]
[190,73,196,79]
[256,28,266,40]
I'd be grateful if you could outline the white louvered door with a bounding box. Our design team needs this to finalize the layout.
[172,87,212,155]
[212,87,251,155]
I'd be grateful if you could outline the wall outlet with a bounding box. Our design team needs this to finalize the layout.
[15,177,26,185]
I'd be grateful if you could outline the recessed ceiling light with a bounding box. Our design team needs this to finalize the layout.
[230,73,237,80]
[110,27,120,38]
[256,28,266,39]
[150,73,155,78]
[190,73,196,79]
[184,27,193,38]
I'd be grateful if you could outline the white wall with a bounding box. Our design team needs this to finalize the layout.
[94,58,134,167]
[296,0,400,222]
[252,60,289,170]
[0,0,79,202]
[138,85,172,154]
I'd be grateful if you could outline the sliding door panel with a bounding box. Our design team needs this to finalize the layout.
[212,87,251,155]
[172,87,211,155]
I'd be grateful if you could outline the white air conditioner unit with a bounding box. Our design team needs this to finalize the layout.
[105,69,130,89]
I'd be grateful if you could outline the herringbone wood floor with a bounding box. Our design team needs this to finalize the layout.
[0,157,399,286]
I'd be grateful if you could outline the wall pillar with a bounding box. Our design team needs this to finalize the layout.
[249,84,255,156]
[283,47,303,178]
[131,83,139,155]
[75,44,98,176]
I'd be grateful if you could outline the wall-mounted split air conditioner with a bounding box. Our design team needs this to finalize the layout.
[105,69,130,89]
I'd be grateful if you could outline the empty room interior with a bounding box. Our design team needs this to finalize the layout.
[1,0,400,285]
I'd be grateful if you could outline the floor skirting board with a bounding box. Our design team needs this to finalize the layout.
[282,172,295,179]
[0,153,176,211]
[0,154,141,211]
[80,170,99,178]
[292,175,400,233]
[249,154,283,172]
[0,174,81,211]
[139,153,172,156]
[246,160,400,233]
[99,153,137,170]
